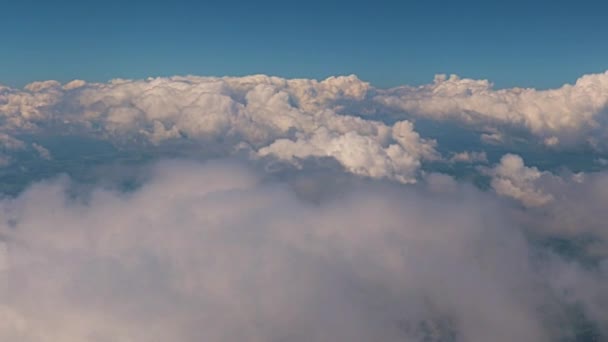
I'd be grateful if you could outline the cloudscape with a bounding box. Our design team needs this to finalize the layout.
[2,1,608,341]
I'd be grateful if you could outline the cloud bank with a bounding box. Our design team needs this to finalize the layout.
[3,70,608,183]
[1,75,438,183]
[0,160,606,341]
[376,72,608,148]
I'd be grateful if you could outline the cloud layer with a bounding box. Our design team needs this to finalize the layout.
[1,75,438,183]
[377,72,608,148]
[3,70,608,182]
[0,160,606,341]
[2,72,608,340]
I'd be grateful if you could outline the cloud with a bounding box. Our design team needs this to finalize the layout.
[0,75,438,183]
[486,153,608,258]
[31,143,52,160]
[3,71,608,183]
[0,160,606,341]
[2,71,608,341]
[0,133,26,151]
[258,121,436,183]
[448,151,487,164]
[375,72,608,148]
[487,154,555,207]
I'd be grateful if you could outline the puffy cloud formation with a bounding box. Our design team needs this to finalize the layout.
[376,72,608,148]
[3,70,608,181]
[259,121,436,183]
[0,75,435,183]
[488,154,608,255]
[488,154,555,207]
[0,160,606,341]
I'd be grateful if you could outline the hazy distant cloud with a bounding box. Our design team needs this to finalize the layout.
[448,151,487,164]
[31,143,51,160]
[0,133,25,151]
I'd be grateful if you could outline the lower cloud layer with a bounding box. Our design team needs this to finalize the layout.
[0,160,606,341]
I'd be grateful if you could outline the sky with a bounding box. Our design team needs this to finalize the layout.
[2,0,608,88]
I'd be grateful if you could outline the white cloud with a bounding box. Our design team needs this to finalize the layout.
[487,154,554,207]
[3,70,608,183]
[259,120,436,183]
[2,160,593,342]
[0,75,437,183]
[376,71,608,148]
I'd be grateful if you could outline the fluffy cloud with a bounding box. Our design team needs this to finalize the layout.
[1,160,606,341]
[376,72,608,148]
[487,154,608,257]
[1,75,438,183]
[259,121,436,183]
[487,154,555,207]
[4,70,608,181]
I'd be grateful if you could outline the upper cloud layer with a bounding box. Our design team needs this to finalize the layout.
[2,75,439,183]
[376,72,608,148]
[3,70,608,183]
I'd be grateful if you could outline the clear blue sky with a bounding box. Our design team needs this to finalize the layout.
[1,0,607,88]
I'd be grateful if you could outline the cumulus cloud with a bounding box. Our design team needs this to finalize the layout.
[486,153,608,256]
[1,160,606,341]
[487,154,555,207]
[376,72,608,148]
[3,71,608,182]
[0,75,439,183]
[259,121,436,183]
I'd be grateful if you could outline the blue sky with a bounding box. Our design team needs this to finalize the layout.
[1,0,608,88]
